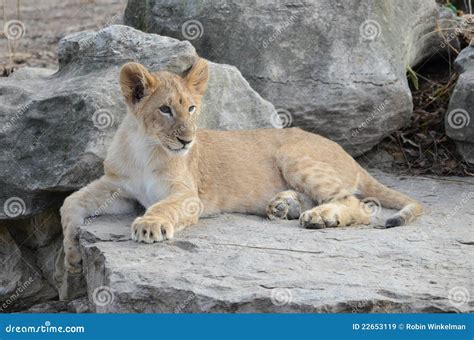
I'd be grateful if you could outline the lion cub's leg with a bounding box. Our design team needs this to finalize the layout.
[299,196,370,229]
[277,155,370,229]
[131,190,201,244]
[266,190,313,220]
[60,176,135,273]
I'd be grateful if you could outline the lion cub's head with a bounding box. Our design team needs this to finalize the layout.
[119,58,209,155]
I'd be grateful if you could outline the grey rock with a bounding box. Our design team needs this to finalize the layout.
[446,45,474,164]
[24,300,69,313]
[124,0,451,155]
[79,171,473,313]
[0,221,58,312]
[0,25,275,218]
[24,297,90,313]
[8,67,57,81]
[454,42,474,74]
[6,206,62,249]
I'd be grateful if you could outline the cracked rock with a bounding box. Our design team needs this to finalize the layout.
[125,0,452,155]
[0,25,275,218]
[79,171,473,313]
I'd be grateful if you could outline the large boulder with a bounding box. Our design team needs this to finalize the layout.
[0,207,62,311]
[79,171,473,313]
[446,45,474,164]
[124,0,451,155]
[0,25,276,219]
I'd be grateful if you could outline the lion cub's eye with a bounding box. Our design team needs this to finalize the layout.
[189,105,196,114]
[159,105,172,116]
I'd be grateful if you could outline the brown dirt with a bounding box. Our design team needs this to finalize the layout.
[0,0,126,73]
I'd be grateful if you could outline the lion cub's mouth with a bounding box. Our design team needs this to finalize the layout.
[166,145,190,155]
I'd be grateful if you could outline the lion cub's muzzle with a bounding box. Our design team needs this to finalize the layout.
[176,137,193,148]
[166,136,195,154]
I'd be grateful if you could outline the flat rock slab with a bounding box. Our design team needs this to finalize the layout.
[80,171,473,313]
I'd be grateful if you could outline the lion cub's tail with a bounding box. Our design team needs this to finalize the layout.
[359,169,423,228]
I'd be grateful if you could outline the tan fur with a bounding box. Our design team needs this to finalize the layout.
[60,58,423,273]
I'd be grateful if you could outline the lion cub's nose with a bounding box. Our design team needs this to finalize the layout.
[176,137,193,147]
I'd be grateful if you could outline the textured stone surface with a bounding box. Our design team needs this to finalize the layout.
[124,0,451,155]
[0,25,275,218]
[446,45,474,164]
[0,209,62,312]
[25,297,90,313]
[79,171,474,313]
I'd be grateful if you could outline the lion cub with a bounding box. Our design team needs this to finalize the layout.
[60,58,423,273]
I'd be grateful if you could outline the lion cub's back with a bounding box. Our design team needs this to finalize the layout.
[194,127,354,215]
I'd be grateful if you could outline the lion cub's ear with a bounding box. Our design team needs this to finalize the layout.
[119,62,157,107]
[183,58,209,97]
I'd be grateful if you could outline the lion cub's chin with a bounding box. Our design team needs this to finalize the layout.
[164,145,192,156]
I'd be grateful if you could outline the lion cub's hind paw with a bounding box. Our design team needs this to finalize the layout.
[266,191,301,220]
[299,204,342,229]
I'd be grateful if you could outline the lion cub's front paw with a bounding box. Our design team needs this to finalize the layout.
[131,215,175,243]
